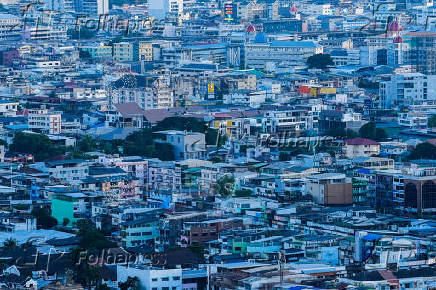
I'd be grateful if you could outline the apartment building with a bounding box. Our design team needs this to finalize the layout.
[113,42,137,62]
[306,173,353,205]
[45,159,89,185]
[245,40,323,70]
[28,108,62,134]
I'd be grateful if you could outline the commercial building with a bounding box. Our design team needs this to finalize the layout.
[28,108,62,135]
[306,173,353,205]
[245,40,322,70]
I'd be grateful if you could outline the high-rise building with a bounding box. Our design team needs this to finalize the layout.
[404,32,436,75]
[148,0,183,19]
[64,0,108,14]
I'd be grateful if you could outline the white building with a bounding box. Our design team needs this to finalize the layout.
[154,130,206,160]
[28,108,62,135]
[115,157,148,186]
[97,0,109,14]
[343,138,381,158]
[0,14,21,40]
[110,77,174,110]
[113,42,135,62]
[0,100,19,116]
[398,112,428,129]
[45,159,89,185]
[223,91,266,108]
[379,73,436,109]
[117,265,182,290]
[245,40,323,70]
[148,0,184,19]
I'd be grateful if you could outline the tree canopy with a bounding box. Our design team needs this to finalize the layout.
[70,219,116,288]
[409,142,436,160]
[428,115,436,128]
[31,207,58,229]
[358,122,387,141]
[118,276,140,290]
[214,175,235,196]
[234,188,253,197]
[11,132,65,161]
[76,219,116,251]
[307,54,334,69]
[123,129,175,160]
[153,117,206,133]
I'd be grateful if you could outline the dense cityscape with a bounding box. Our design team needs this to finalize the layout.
[0,0,436,288]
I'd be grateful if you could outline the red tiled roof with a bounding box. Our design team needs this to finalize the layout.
[345,137,380,146]
[213,113,232,118]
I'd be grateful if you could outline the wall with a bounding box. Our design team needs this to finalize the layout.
[325,183,353,205]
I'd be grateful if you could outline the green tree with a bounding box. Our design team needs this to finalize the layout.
[3,238,18,249]
[70,219,117,287]
[122,129,175,160]
[154,142,175,161]
[206,127,228,147]
[78,135,98,152]
[76,219,115,250]
[63,218,70,227]
[358,122,387,141]
[153,117,206,133]
[79,50,91,59]
[123,128,155,156]
[31,208,58,229]
[409,142,436,160]
[214,175,235,196]
[428,115,436,128]
[234,189,253,197]
[359,122,376,139]
[118,276,140,290]
[206,128,219,146]
[307,54,334,69]
[10,132,64,161]
[375,127,388,141]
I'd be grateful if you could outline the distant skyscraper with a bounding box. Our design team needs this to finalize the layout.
[64,0,107,14]
[148,0,183,19]
[148,0,168,19]
[404,32,436,75]
[97,0,108,14]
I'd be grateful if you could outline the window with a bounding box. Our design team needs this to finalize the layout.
[162,277,169,281]
[151,278,158,282]
[173,276,180,280]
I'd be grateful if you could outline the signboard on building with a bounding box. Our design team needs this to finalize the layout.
[224,3,236,22]
[208,83,214,93]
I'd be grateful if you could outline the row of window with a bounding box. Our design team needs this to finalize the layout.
[151,276,180,282]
